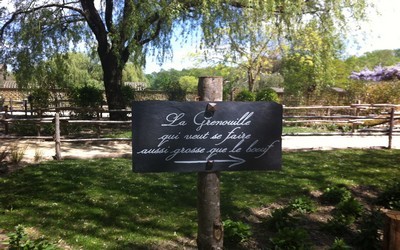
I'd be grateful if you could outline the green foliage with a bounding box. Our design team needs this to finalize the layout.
[178,75,197,92]
[321,186,352,205]
[376,180,400,210]
[269,227,312,250]
[235,89,256,101]
[29,88,52,110]
[267,207,297,231]
[68,85,104,118]
[69,85,104,108]
[223,219,252,244]
[165,82,187,101]
[7,225,59,250]
[325,197,363,234]
[255,88,280,102]
[354,210,384,250]
[335,197,363,219]
[289,196,317,214]
[9,145,25,165]
[121,85,136,107]
[1,150,399,248]
[329,238,352,250]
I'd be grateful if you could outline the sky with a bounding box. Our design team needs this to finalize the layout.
[144,0,400,74]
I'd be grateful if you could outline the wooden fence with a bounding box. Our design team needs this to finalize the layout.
[1,103,400,150]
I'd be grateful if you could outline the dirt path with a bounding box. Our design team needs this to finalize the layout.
[1,135,398,164]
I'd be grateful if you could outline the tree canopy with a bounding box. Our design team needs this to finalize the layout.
[0,0,371,118]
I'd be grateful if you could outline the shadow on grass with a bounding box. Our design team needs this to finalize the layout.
[0,149,399,249]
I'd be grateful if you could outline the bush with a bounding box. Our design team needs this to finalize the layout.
[164,81,186,101]
[255,88,280,102]
[223,219,252,244]
[269,227,312,249]
[376,180,400,210]
[354,209,384,249]
[266,206,297,231]
[69,85,104,118]
[330,238,352,250]
[69,85,104,108]
[121,84,136,107]
[289,196,317,213]
[321,186,352,205]
[7,225,59,250]
[235,89,256,101]
[29,88,52,111]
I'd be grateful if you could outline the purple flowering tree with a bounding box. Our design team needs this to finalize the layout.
[350,64,400,81]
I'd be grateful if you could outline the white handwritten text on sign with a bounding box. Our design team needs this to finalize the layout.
[132,101,282,173]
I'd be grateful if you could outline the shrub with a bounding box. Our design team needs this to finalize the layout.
[29,88,52,111]
[9,145,25,165]
[335,197,363,219]
[69,85,104,108]
[223,219,252,244]
[255,88,280,102]
[121,84,136,107]
[330,238,352,250]
[266,206,297,231]
[354,209,384,250]
[269,227,312,249]
[376,180,400,210]
[69,85,104,118]
[321,186,352,205]
[289,196,317,214]
[235,89,256,101]
[7,225,59,250]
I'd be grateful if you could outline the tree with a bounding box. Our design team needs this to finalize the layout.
[1,1,371,119]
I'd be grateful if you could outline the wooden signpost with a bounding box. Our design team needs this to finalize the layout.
[132,77,282,249]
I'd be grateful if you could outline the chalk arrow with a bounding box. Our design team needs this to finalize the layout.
[174,155,246,168]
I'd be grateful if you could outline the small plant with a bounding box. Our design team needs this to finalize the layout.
[235,89,256,101]
[9,145,26,165]
[0,149,8,162]
[335,197,363,219]
[376,180,400,210]
[330,238,352,250]
[289,196,317,213]
[325,214,354,234]
[34,149,44,163]
[223,219,252,244]
[255,88,280,102]
[7,225,59,250]
[269,227,312,249]
[321,186,352,205]
[266,206,297,231]
[354,209,383,249]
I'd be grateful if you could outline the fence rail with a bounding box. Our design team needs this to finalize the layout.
[1,103,399,154]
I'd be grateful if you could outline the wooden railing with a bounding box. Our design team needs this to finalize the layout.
[1,103,399,149]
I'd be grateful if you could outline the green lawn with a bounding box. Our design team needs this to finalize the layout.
[0,149,399,249]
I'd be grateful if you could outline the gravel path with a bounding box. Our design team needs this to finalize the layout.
[1,135,398,164]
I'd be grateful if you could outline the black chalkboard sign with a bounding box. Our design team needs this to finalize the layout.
[132,101,282,173]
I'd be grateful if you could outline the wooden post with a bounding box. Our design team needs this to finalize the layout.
[388,107,395,149]
[383,210,400,250]
[9,99,13,116]
[4,105,8,135]
[197,76,224,250]
[54,112,61,160]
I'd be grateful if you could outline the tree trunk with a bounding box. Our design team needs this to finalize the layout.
[101,52,127,120]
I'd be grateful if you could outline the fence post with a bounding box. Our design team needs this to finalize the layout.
[9,98,13,116]
[383,210,400,250]
[197,76,224,250]
[388,107,395,149]
[54,112,61,160]
[4,105,8,135]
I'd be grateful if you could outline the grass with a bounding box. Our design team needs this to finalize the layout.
[0,149,399,249]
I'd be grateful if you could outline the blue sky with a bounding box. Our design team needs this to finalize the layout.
[144,0,400,73]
